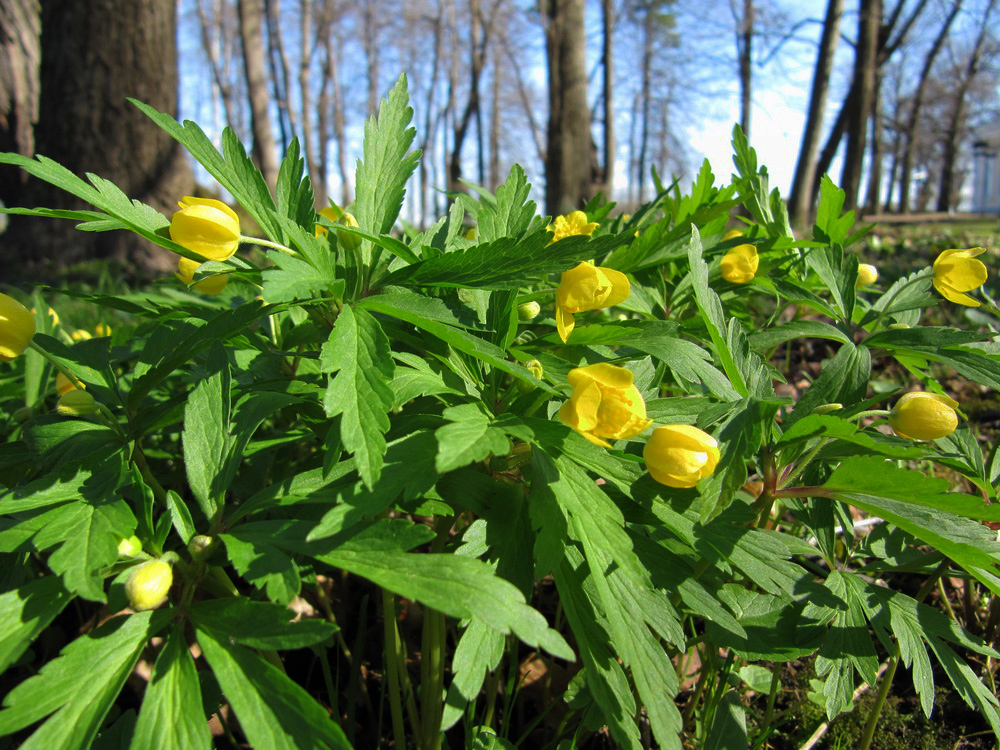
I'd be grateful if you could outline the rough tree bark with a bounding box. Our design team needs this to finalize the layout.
[238,0,280,190]
[840,0,881,211]
[788,0,843,226]
[0,0,39,213]
[1,0,193,280]
[544,0,594,215]
[601,0,614,198]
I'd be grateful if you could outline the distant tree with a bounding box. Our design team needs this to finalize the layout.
[0,0,193,279]
[0,0,39,207]
[840,0,882,211]
[238,0,280,189]
[935,0,997,211]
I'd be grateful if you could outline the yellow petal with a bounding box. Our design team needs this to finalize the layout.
[556,305,575,342]
[933,277,981,307]
[600,267,631,307]
[568,362,634,390]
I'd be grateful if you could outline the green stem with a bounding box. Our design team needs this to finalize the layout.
[778,438,831,490]
[28,341,85,390]
[381,587,408,749]
[239,235,299,257]
[857,651,899,750]
[762,666,781,733]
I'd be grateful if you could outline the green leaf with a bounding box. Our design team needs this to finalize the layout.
[747,320,851,350]
[221,527,301,605]
[130,625,211,750]
[0,611,170,743]
[382,232,626,290]
[183,341,230,520]
[196,626,351,750]
[441,620,506,730]
[0,577,73,673]
[813,175,855,245]
[687,228,748,397]
[321,304,395,488]
[776,414,925,459]
[360,296,555,394]
[476,164,535,241]
[262,250,344,303]
[355,74,421,270]
[704,691,747,750]
[786,342,870,427]
[435,404,511,473]
[708,587,828,661]
[190,599,336,650]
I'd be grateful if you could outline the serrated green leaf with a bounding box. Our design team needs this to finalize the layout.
[747,320,852,350]
[321,304,395,488]
[221,530,302,605]
[262,250,344,303]
[130,626,211,750]
[476,165,535,241]
[704,691,747,750]
[196,626,351,750]
[786,342,870,427]
[190,599,336,650]
[0,577,73,673]
[0,611,170,741]
[441,620,506,730]
[183,341,230,520]
[435,405,511,473]
[355,74,421,271]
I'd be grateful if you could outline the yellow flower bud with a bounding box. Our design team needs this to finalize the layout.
[547,211,598,244]
[933,247,987,307]
[125,559,173,611]
[643,425,721,488]
[516,359,544,394]
[314,205,342,237]
[169,196,241,262]
[94,323,112,338]
[559,363,652,447]
[117,535,142,557]
[176,257,229,295]
[720,232,759,284]
[55,372,81,395]
[56,390,97,417]
[517,300,541,321]
[888,392,959,441]
[464,226,477,241]
[555,261,630,342]
[70,328,92,341]
[0,293,36,362]
[337,211,362,254]
[188,534,216,561]
[856,263,878,287]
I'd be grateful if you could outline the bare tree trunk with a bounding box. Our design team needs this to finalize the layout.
[297,0,319,194]
[810,0,929,207]
[733,0,753,137]
[863,68,883,213]
[840,0,881,211]
[898,0,961,213]
[264,0,294,151]
[2,0,193,279]
[636,15,652,203]
[788,0,843,226]
[418,5,444,223]
[238,0,280,189]
[0,0,40,212]
[936,0,996,212]
[601,0,614,198]
[488,46,501,188]
[544,0,593,215]
[448,0,488,192]
[195,0,237,130]
[363,0,380,115]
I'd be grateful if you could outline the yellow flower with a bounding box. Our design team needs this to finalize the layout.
[888,391,958,441]
[176,257,228,295]
[555,261,630,342]
[56,390,97,417]
[856,263,879,287]
[547,210,598,244]
[933,247,987,307]
[559,363,652,447]
[314,205,342,237]
[0,293,36,362]
[94,323,112,338]
[70,329,92,341]
[125,559,173,611]
[169,196,240,262]
[55,372,81,395]
[720,231,759,284]
[643,425,721,488]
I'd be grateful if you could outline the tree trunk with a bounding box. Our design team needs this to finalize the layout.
[1,0,193,280]
[544,0,593,215]
[238,0,280,189]
[936,0,996,212]
[0,0,40,214]
[840,0,881,211]
[448,0,488,192]
[898,0,960,213]
[636,15,652,203]
[735,0,753,137]
[788,0,843,226]
[863,68,883,214]
[601,0,614,198]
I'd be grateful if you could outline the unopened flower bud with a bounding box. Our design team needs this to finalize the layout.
[643,425,720,488]
[517,359,544,394]
[56,390,97,417]
[856,263,878,287]
[125,559,173,611]
[169,197,240,262]
[188,534,216,561]
[0,293,36,362]
[517,301,541,321]
[337,211,362,254]
[811,403,843,415]
[117,535,142,557]
[888,392,959,441]
[12,406,32,423]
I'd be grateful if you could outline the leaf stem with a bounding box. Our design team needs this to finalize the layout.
[239,235,300,257]
[381,587,408,748]
[857,647,899,750]
[27,340,85,390]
